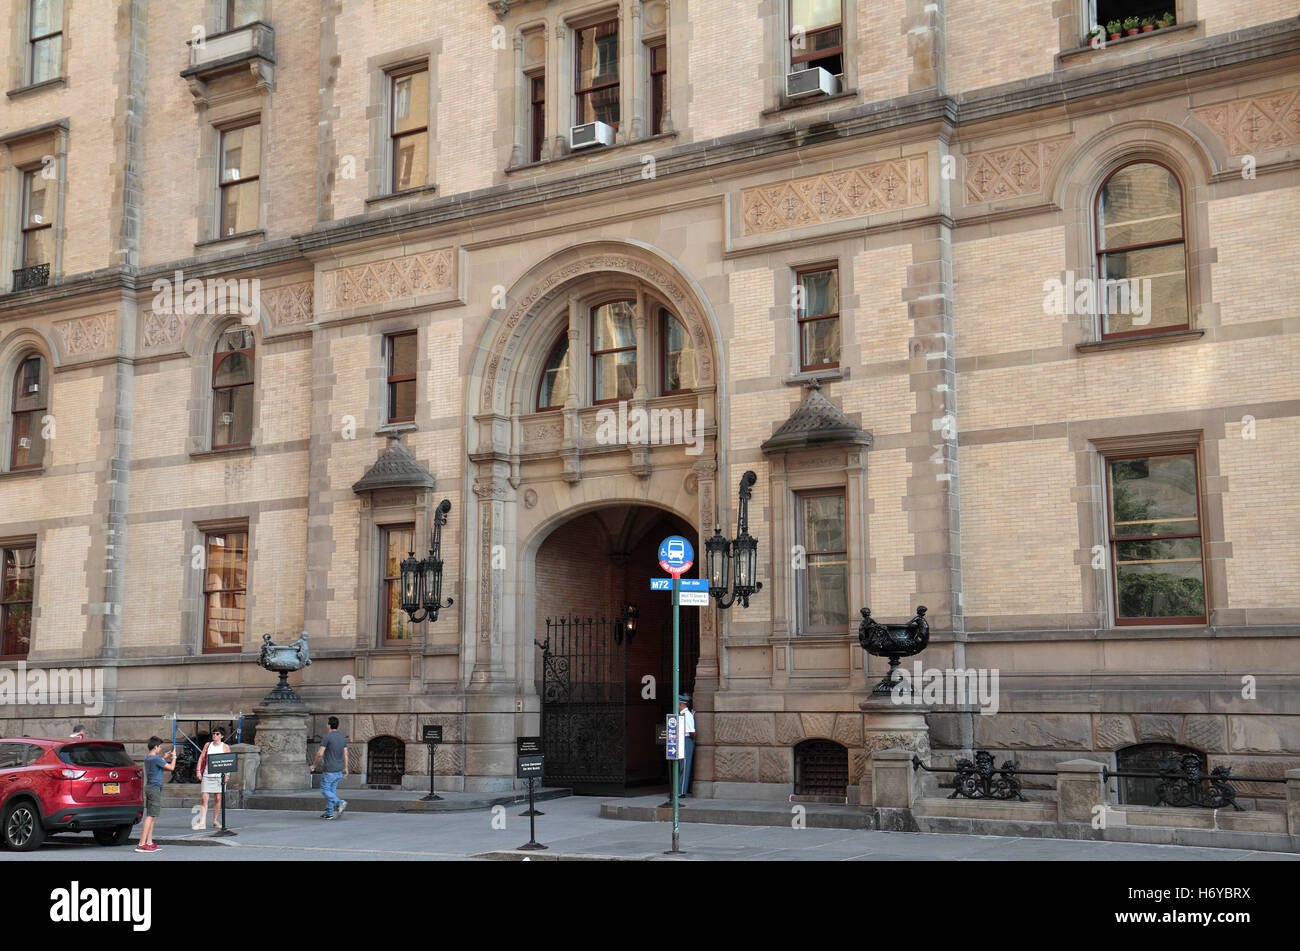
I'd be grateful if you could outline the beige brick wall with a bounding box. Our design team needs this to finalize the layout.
[852,243,911,366]
[250,508,308,635]
[121,520,184,649]
[961,438,1081,617]
[727,267,774,380]
[865,447,914,611]
[856,0,912,102]
[961,336,1300,432]
[1198,0,1299,36]
[945,0,1059,96]
[130,363,190,460]
[34,525,92,652]
[688,0,765,139]
[955,226,1067,359]
[1218,417,1300,609]
[1209,187,1300,326]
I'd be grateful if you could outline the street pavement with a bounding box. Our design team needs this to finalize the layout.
[6,794,1298,861]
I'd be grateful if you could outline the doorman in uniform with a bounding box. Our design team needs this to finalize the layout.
[678,694,696,798]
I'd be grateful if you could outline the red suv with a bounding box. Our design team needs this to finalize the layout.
[0,738,143,851]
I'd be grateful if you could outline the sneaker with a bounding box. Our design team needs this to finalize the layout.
[134,844,149,853]
[142,843,160,852]
[336,800,348,817]
[319,812,332,819]
[324,812,337,820]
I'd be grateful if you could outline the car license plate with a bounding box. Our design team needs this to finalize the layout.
[102,783,120,795]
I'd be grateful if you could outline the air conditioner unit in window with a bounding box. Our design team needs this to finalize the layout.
[570,120,615,151]
[787,66,836,99]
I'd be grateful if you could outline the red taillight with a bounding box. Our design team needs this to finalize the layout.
[46,768,86,780]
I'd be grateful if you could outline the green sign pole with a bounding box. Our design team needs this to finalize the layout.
[670,573,681,853]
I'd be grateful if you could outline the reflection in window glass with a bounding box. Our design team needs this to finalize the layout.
[799,491,848,632]
[591,301,636,403]
[383,524,415,641]
[538,334,570,410]
[203,531,247,652]
[1097,162,1186,336]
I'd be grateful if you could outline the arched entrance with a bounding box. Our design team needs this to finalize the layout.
[534,504,699,794]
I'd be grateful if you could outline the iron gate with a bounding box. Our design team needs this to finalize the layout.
[535,615,627,794]
[366,735,405,788]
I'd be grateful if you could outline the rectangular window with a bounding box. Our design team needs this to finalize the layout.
[649,43,667,136]
[797,265,840,371]
[1106,451,1206,625]
[796,490,848,633]
[575,19,619,128]
[218,121,261,237]
[387,332,417,423]
[0,545,35,659]
[789,0,842,76]
[202,530,248,653]
[28,0,62,85]
[20,168,53,269]
[529,73,546,163]
[382,524,415,642]
[390,65,429,192]
[591,300,637,403]
[226,0,260,28]
[661,310,696,394]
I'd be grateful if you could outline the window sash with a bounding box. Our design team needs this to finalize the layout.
[537,333,570,411]
[661,310,695,394]
[390,67,429,192]
[386,332,417,422]
[649,43,666,136]
[202,531,248,653]
[529,73,546,163]
[21,170,53,265]
[575,19,620,128]
[796,490,848,633]
[382,524,415,641]
[218,122,261,236]
[1105,451,1207,624]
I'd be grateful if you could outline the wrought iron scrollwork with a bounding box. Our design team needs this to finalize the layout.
[12,264,50,292]
[913,750,1030,802]
[1156,753,1240,811]
[857,605,929,695]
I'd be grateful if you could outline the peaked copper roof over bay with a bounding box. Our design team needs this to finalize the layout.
[352,436,437,493]
[760,383,872,453]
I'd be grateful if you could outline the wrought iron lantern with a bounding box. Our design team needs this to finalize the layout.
[399,499,454,624]
[618,602,639,644]
[706,470,763,609]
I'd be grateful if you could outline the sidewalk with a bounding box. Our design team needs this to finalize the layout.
[106,795,1299,861]
[245,786,571,813]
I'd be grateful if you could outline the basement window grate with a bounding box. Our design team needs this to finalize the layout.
[793,739,848,799]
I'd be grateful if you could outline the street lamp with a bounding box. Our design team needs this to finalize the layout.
[399,499,454,624]
[619,602,639,644]
[706,470,763,609]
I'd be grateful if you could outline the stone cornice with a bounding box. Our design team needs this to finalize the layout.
[1,20,1296,319]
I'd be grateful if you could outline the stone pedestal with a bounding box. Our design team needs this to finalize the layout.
[1285,767,1300,835]
[1056,758,1107,823]
[858,697,932,805]
[252,702,311,790]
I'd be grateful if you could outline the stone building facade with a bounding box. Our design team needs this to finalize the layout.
[0,1,1297,804]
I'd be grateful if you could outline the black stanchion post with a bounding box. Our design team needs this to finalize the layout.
[421,724,444,802]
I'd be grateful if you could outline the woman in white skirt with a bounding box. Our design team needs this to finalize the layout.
[196,727,231,830]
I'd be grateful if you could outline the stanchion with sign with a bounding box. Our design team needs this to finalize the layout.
[656,534,693,855]
[205,751,238,837]
[516,750,546,851]
[516,737,544,816]
[421,724,443,801]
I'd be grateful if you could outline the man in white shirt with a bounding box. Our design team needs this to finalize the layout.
[678,694,696,798]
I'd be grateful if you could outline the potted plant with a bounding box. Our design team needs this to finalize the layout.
[1140,16,1156,32]
[1123,16,1141,35]
[1087,25,1104,43]
[1158,12,1175,28]
[1107,19,1122,40]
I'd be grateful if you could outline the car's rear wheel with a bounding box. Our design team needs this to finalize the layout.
[93,824,132,847]
[2,801,45,851]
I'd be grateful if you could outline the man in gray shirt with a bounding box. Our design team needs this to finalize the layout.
[309,716,348,819]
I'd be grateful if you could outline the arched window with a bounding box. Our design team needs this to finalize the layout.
[10,352,48,470]
[211,327,254,448]
[536,333,570,411]
[661,310,696,395]
[591,299,636,404]
[1096,161,1187,338]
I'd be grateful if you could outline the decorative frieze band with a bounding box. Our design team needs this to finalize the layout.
[964,136,1071,204]
[740,155,929,236]
[56,312,116,356]
[320,248,455,311]
[262,281,314,327]
[1192,88,1300,156]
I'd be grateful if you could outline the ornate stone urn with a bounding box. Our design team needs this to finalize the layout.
[252,631,313,790]
[857,605,929,696]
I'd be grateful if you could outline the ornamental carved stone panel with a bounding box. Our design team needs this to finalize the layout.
[262,281,315,327]
[964,136,1071,204]
[55,312,116,357]
[740,155,929,236]
[320,248,455,311]
[141,310,183,352]
[1192,88,1300,156]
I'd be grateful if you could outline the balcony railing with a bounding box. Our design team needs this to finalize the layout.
[12,263,50,292]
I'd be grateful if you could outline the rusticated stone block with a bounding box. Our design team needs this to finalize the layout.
[714,713,776,745]
[1228,716,1300,754]
[1134,714,1184,744]
[974,714,1092,750]
[714,749,758,782]
[1094,714,1136,749]
[759,748,790,783]
[775,713,804,746]
[800,712,837,740]
[927,712,974,749]
[833,713,863,748]
[1184,715,1228,753]
[849,750,871,785]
